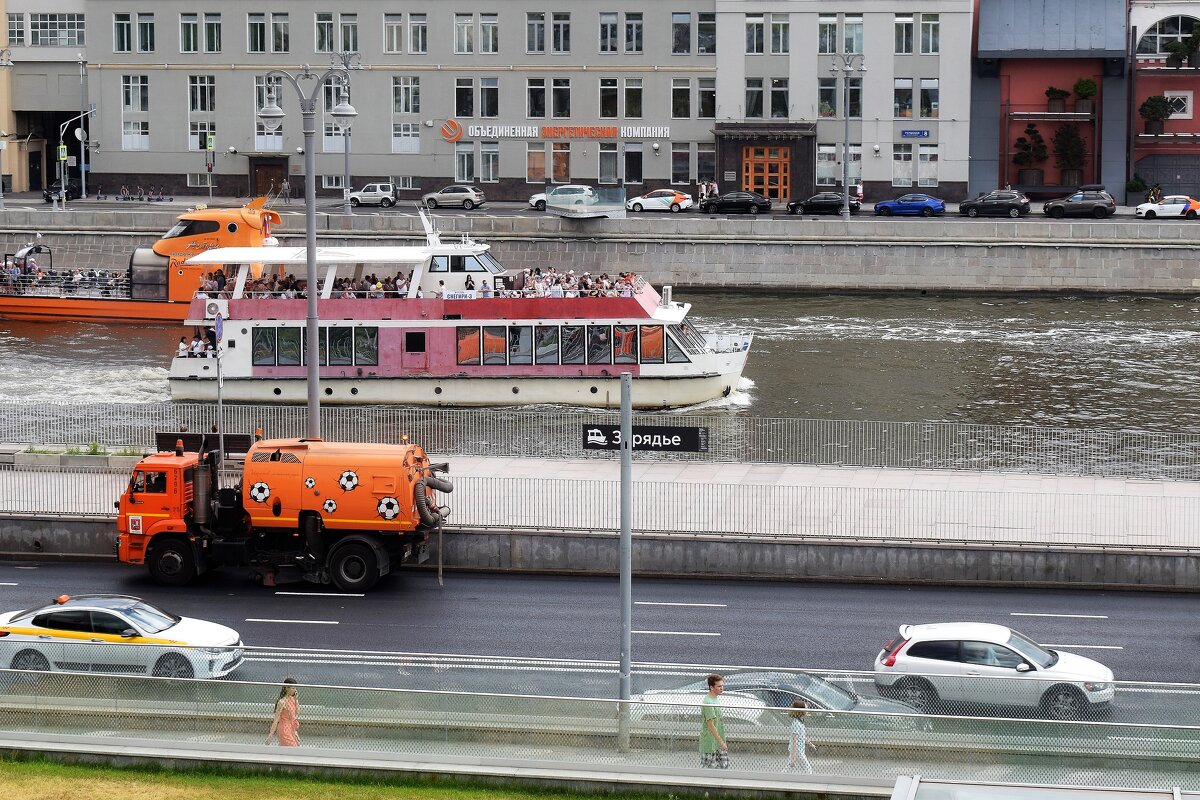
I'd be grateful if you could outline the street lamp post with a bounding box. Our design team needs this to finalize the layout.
[55,108,95,212]
[257,66,357,440]
[77,53,88,199]
[0,49,13,211]
[830,54,866,220]
[330,52,361,216]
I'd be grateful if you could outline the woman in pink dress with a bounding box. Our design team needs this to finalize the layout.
[267,677,300,746]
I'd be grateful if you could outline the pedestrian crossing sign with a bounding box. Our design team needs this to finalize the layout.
[57,145,68,161]
[206,134,215,151]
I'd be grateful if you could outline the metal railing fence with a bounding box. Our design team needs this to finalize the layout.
[4,402,1200,480]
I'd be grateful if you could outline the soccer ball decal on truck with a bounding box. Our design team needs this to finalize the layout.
[338,470,359,492]
[377,497,401,520]
[248,481,271,503]
[304,477,316,489]
[322,499,337,514]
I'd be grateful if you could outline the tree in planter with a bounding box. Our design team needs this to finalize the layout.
[1073,78,1098,114]
[1046,86,1071,112]
[1013,122,1048,184]
[1051,123,1087,186]
[1139,94,1173,134]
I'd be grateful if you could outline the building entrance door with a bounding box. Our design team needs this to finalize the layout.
[27,151,43,191]
[742,146,790,201]
[251,161,287,197]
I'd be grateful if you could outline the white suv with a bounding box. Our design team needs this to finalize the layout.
[528,185,596,211]
[348,182,396,208]
[873,622,1114,719]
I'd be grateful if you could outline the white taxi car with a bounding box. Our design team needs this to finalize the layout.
[0,594,244,679]
[626,189,694,213]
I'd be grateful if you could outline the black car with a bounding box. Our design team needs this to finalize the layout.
[702,191,772,215]
[959,190,1031,218]
[43,180,83,203]
[1042,187,1117,219]
[787,192,860,215]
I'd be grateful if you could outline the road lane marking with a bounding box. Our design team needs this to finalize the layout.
[1040,643,1123,650]
[14,566,37,570]
[245,618,339,625]
[275,591,365,598]
[1011,613,1109,619]
[0,582,18,586]
[635,602,727,608]
[632,630,720,637]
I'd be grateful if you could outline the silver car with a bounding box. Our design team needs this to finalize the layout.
[422,185,486,210]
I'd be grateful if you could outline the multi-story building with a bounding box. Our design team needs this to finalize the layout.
[4,1,973,201]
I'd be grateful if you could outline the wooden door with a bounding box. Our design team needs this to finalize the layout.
[742,146,790,201]
[252,162,286,197]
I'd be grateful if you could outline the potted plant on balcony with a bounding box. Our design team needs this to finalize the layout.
[1046,86,1071,113]
[1165,39,1190,67]
[1052,123,1086,187]
[1013,122,1048,185]
[1139,94,1172,135]
[1073,78,1098,114]
[1126,173,1148,205]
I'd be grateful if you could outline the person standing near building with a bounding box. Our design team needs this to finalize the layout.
[267,677,300,746]
[281,178,292,205]
[700,673,730,769]
[786,700,815,773]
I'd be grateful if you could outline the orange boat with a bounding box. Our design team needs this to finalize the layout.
[0,198,281,324]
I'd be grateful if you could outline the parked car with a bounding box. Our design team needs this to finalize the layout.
[626,189,693,213]
[43,180,83,203]
[421,185,486,210]
[959,190,1031,218]
[629,689,775,726]
[0,594,244,679]
[874,193,946,217]
[702,191,772,215]
[348,182,397,208]
[1043,187,1117,219]
[786,192,859,215]
[529,184,596,211]
[1134,195,1200,220]
[874,622,1114,720]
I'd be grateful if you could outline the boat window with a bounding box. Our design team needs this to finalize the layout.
[587,325,612,365]
[301,327,329,365]
[477,252,505,273]
[252,328,276,366]
[666,335,691,364]
[160,219,220,240]
[354,327,379,365]
[639,325,664,363]
[535,325,559,364]
[613,325,638,364]
[668,322,707,355]
[405,331,426,353]
[449,255,490,273]
[276,327,302,366]
[328,327,354,365]
[482,326,507,364]
[456,327,481,365]
[508,326,532,364]
[561,325,586,364]
[430,256,449,272]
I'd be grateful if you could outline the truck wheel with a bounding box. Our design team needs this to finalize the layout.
[147,538,197,586]
[350,197,360,207]
[329,543,381,592]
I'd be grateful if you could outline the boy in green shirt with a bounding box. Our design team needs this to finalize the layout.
[700,674,730,769]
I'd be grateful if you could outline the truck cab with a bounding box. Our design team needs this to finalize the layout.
[116,448,197,574]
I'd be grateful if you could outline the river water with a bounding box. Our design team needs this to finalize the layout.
[2,291,1199,432]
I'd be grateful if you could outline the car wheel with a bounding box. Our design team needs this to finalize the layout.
[153,652,195,680]
[632,203,643,212]
[329,542,381,593]
[380,198,394,208]
[879,207,893,216]
[535,200,546,211]
[670,203,681,213]
[967,207,979,217]
[1145,210,1156,219]
[1051,207,1066,219]
[1042,685,1086,720]
[749,206,759,216]
[350,197,360,207]
[1093,207,1108,219]
[1187,210,1198,220]
[10,650,50,672]
[147,538,197,587]
[921,208,933,217]
[425,198,438,209]
[1008,207,1021,218]
[893,678,939,712]
[462,199,475,210]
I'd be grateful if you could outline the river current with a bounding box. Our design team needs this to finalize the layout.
[2,291,1199,432]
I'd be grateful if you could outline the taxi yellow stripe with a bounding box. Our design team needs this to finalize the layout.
[0,626,181,645]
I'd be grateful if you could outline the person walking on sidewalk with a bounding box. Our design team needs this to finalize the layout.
[267,677,301,746]
[786,700,816,773]
[700,673,730,769]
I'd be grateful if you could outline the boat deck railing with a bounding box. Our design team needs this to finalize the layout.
[194,277,652,302]
[0,271,130,299]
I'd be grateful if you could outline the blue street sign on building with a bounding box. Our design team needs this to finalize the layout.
[901,130,930,138]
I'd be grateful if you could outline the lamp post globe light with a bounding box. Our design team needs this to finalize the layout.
[256,66,357,439]
[830,54,866,220]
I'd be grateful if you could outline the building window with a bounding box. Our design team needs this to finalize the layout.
[818,15,837,54]
[920,14,940,54]
[527,12,545,53]
[189,75,215,112]
[844,15,863,54]
[322,79,347,152]
[770,78,789,118]
[8,14,25,47]
[771,15,789,54]
[1165,91,1193,119]
[272,13,289,53]
[672,12,690,55]
[340,13,357,52]
[527,142,546,182]
[248,13,265,53]
[672,78,690,118]
[893,142,914,186]
[481,14,498,53]
[918,144,938,186]
[30,14,85,47]
[894,78,913,118]
[394,176,420,190]
[625,13,642,53]
[697,142,715,181]
[122,75,149,111]
[481,77,499,117]
[697,12,716,54]
[848,144,862,185]
[600,78,618,118]
[1137,15,1200,54]
[180,13,197,53]
[599,12,618,53]
[409,13,427,54]
[624,142,642,183]
[745,14,764,54]
[384,14,403,53]
[456,77,474,117]
[816,143,838,185]
[392,122,419,153]
[122,120,150,151]
[920,79,939,118]
[137,13,154,53]
[671,142,690,184]
[552,12,570,53]
[204,13,221,53]
[818,78,836,117]
[315,12,333,53]
[527,78,545,118]
[455,142,475,182]
[599,142,618,184]
[393,76,419,114]
[480,142,499,183]
[454,13,474,54]
[699,78,715,118]
[849,77,862,118]
[552,77,570,118]
[114,13,131,53]
[624,78,642,119]
[187,173,213,188]
[745,78,764,118]
[321,175,344,189]
[895,14,914,54]
[255,75,283,150]
[188,121,215,152]
[552,142,570,182]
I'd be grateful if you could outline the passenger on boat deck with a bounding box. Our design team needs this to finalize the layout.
[464,275,475,291]
[177,337,189,357]
[214,269,227,291]
[189,334,205,357]
[480,281,492,299]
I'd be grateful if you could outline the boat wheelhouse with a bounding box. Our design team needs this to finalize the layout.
[170,218,751,409]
